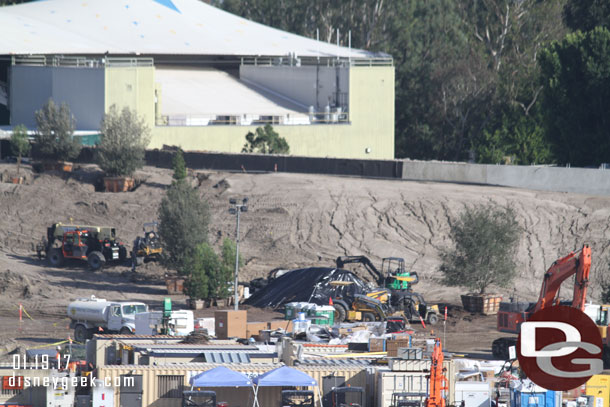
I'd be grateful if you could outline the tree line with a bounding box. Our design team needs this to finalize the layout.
[218,0,610,167]
[4,0,609,166]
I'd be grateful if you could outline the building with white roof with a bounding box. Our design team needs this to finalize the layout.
[0,0,395,159]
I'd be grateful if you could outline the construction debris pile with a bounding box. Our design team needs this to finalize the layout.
[244,267,370,308]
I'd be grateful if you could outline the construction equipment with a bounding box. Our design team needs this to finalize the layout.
[336,255,419,290]
[584,303,610,366]
[331,386,364,407]
[131,221,163,269]
[350,293,392,322]
[67,295,148,342]
[328,280,391,322]
[491,244,592,360]
[335,255,439,324]
[37,222,127,270]
[426,338,448,407]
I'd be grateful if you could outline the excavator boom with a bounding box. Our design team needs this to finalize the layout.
[336,255,384,286]
[426,338,448,407]
[534,244,591,312]
[492,244,591,359]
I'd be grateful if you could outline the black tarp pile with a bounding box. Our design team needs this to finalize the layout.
[244,267,371,308]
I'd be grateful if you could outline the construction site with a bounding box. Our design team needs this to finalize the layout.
[0,159,608,407]
[1,0,610,406]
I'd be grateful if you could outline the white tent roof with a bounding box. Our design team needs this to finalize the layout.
[155,66,307,116]
[0,0,377,58]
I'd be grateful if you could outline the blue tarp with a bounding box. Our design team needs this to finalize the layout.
[253,366,317,387]
[190,366,252,387]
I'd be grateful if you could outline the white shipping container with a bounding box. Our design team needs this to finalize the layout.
[455,381,492,407]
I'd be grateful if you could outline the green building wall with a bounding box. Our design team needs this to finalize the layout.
[104,66,156,128]
[104,65,394,160]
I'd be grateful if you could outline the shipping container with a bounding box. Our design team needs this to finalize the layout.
[376,360,455,407]
[97,362,368,407]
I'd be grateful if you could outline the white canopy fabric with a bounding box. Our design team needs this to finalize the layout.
[155,66,307,116]
[0,0,377,58]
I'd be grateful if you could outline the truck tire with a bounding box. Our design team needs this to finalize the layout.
[74,325,88,343]
[48,248,64,267]
[333,303,347,323]
[362,312,376,322]
[427,312,439,325]
[87,251,105,270]
[119,246,127,262]
[119,327,132,335]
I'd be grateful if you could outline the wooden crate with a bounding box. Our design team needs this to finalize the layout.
[369,338,386,352]
[104,176,135,192]
[386,339,411,357]
[461,294,502,315]
[165,275,185,294]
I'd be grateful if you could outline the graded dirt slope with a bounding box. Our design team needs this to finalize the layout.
[1,162,609,354]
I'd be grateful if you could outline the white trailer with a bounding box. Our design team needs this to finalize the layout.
[135,310,194,336]
[67,295,148,342]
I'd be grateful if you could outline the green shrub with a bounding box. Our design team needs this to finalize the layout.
[10,124,30,174]
[242,124,289,154]
[158,181,210,270]
[34,99,80,161]
[440,204,522,294]
[172,148,187,181]
[97,105,150,177]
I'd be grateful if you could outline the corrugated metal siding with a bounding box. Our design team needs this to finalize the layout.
[203,351,251,364]
[97,363,370,407]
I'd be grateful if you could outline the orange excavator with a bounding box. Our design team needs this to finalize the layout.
[491,244,592,360]
[426,338,448,407]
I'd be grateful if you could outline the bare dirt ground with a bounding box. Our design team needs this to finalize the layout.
[1,162,609,358]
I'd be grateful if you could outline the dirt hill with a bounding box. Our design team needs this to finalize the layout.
[1,162,609,353]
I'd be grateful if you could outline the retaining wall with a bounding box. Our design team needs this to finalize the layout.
[401,160,610,196]
[67,148,610,196]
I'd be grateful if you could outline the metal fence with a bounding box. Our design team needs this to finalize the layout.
[156,111,349,127]
[11,55,153,68]
[240,56,393,67]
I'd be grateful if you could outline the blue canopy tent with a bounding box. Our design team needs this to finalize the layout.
[189,366,255,406]
[252,366,322,407]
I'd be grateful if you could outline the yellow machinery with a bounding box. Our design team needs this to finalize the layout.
[131,222,163,269]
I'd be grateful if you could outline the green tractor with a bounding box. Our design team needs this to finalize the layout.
[382,257,418,290]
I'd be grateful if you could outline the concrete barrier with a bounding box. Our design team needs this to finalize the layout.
[402,160,610,196]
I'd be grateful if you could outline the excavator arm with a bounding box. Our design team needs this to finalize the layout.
[336,255,384,286]
[533,244,591,313]
[426,338,448,407]
[494,244,592,358]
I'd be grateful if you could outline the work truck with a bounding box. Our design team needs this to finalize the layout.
[67,296,148,342]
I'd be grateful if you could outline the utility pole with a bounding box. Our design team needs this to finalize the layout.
[229,198,248,311]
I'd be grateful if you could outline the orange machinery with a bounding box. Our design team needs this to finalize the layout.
[426,338,448,407]
[491,244,591,359]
